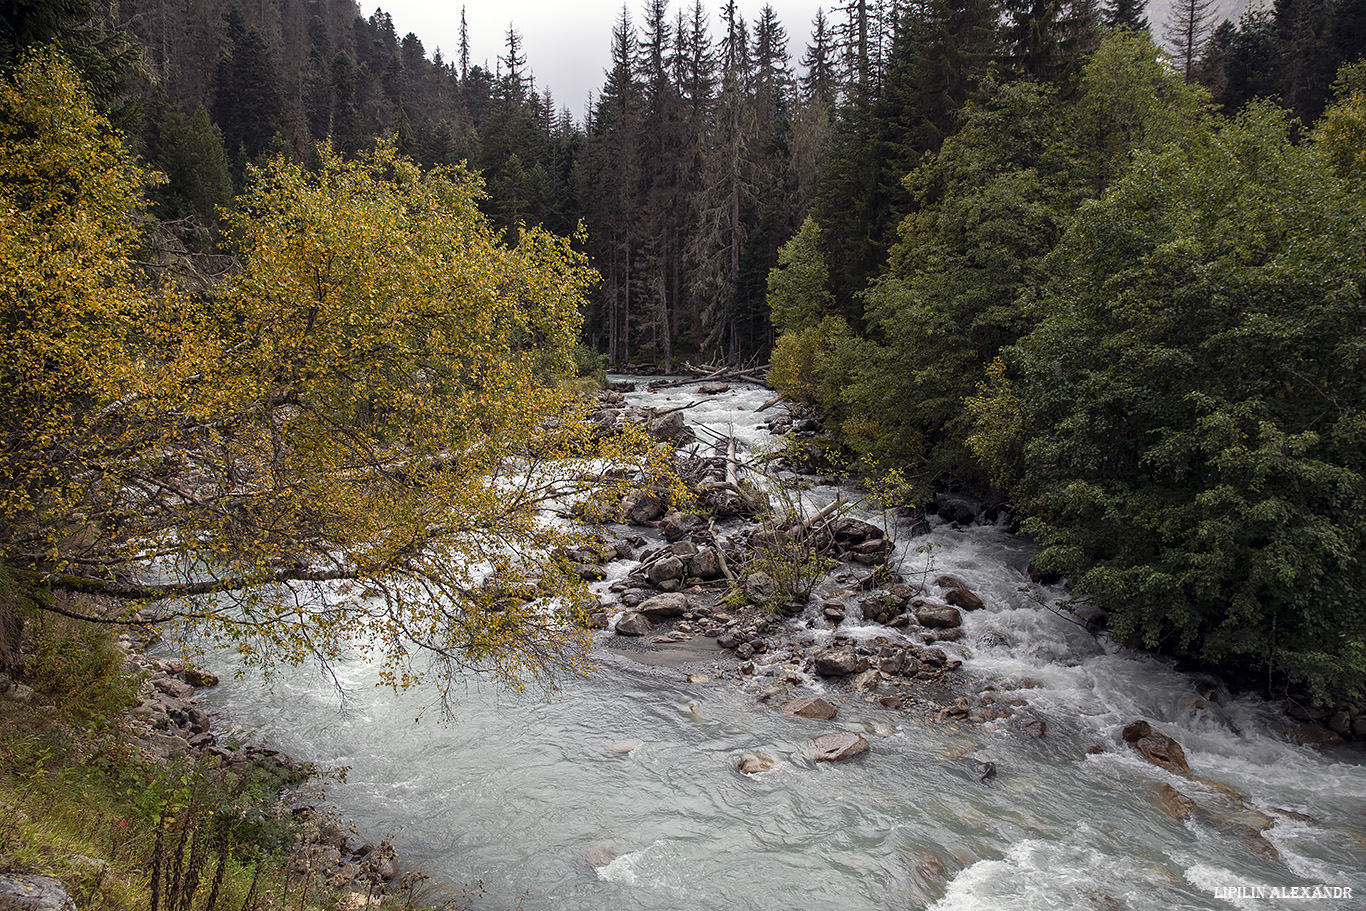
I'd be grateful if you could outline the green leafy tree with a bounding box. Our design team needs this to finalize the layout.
[854,78,1090,474]
[992,102,1366,699]
[767,217,835,333]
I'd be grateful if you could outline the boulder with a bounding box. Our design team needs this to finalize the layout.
[808,731,870,762]
[782,697,838,720]
[647,556,686,587]
[181,667,218,688]
[1152,786,1196,819]
[1291,723,1345,749]
[849,539,894,565]
[813,648,859,677]
[744,571,779,605]
[914,604,962,629]
[153,675,196,702]
[716,630,744,650]
[851,669,882,693]
[689,547,723,581]
[935,575,985,611]
[831,517,883,544]
[67,855,109,882]
[4,683,34,705]
[663,513,699,542]
[738,753,778,774]
[638,592,689,621]
[623,492,665,525]
[934,496,977,525]
[573,563,607,582]
[1026,561,1063,585]
[669,540,699,558]
[697,382,731,395]
[1134,732,1191,775]
[0,875,78,911]
[648,410,694,444]
[614,612,652,637]
[1121,720,1151,743]
[1021,718,1047,738]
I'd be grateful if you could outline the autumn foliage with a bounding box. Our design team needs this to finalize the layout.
[1,50,624,701]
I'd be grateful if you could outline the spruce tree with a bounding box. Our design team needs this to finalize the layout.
[1104,0,1149,32]
[1163,0,1217,80]
[212,6,285,179]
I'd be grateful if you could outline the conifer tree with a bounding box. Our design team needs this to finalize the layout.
[1103,0,1149,32]
[1164,0,1217,80]
[212,6,285,179]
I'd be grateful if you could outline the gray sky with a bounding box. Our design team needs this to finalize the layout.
[372,1,830,121]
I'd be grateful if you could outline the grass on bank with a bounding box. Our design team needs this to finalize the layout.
[0,608,459,911]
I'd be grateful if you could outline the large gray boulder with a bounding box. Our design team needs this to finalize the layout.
[647,556,686,587]
[813,648,860,677]
[914,604,962,629]
[689,547,723,580]
[0,874,78,911]
[744,571,778,605]
[808,732,870,762]
[614,612,652,637]
[638,593,689,621]
[648,410,694,444]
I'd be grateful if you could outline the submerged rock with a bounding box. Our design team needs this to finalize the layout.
[1154,783,1197,820]
[738,753,779,774]
[808,731,870,762]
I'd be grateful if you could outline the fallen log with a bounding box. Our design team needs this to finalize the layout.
[787,495,847,541]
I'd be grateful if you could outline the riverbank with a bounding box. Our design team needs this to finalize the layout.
[0,608,431,911]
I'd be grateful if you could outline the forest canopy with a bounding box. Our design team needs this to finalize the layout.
[3,0,1363,704]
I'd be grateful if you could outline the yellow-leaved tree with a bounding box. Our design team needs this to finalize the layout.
[2,50,648,704]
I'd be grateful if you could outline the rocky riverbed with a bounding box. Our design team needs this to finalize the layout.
[23,378,1359,911]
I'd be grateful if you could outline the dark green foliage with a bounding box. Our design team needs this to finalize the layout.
[0,0,134,100]
[1004,103,1366,698]
[1200,0,1365,124]
[211,7,284,183]
[853,79,1092,475]
[1205,12,1282,114]
[148,104,232,224]
[1104,0,1149,31]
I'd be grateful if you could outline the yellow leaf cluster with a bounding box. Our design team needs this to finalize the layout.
[0,52,651,711]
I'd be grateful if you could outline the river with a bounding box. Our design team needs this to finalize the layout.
[193,380,1366,911]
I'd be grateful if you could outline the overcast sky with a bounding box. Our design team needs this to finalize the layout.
[372,1,830,121]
